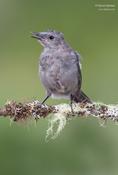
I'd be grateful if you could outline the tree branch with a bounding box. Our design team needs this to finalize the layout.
[1,100,118,139]
[0,100,118,122]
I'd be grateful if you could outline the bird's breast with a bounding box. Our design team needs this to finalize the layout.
[39,53,80,97]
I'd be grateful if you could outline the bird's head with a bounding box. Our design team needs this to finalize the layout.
[32,29,64,48]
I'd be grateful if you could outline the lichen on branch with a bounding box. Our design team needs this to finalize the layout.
[0,100,118,139]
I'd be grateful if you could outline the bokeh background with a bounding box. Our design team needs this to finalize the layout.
[0,0,118,174]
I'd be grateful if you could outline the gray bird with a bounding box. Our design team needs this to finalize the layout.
[32,30,91,112]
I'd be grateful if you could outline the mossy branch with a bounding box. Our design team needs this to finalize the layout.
[0,100,118,122]
[0,100,118,139]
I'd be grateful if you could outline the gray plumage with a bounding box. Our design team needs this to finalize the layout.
[32,30,91,105]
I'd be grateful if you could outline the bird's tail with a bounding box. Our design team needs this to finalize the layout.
[71,91,92,103]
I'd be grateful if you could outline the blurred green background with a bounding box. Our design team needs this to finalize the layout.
[0,0,118,174]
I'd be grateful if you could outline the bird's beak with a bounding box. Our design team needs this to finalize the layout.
[31,32,42,40]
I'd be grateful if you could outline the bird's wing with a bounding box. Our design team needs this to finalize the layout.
[75,51,82,69]
[74,51,82,89]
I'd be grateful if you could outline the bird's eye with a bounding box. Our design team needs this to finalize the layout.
[49,35,54,40]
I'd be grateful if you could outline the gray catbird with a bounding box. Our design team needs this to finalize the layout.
[32,30,91,111]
